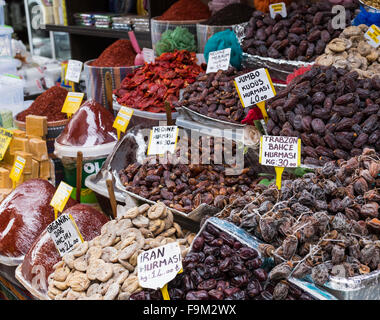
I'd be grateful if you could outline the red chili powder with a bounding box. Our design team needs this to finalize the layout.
[157,0,211,21]
[91,39,137,67]
[16,86,68,122]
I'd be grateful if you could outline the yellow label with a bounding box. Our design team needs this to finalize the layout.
[297,138,301,167]
[365,25,380,47]
[275,166,285,190]
[113,107,134,134]
[69,214,84,243]
[61,92,84,115]
[271,3,283,11]
[257,101,269,123]
[9,156,26,183]
[50,181,74,214]
[0,128,13,161]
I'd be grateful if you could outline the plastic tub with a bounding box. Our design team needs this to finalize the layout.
[0,26,13,57]
[0,57,18,75]
[54,140,117,204]
[0,74,24,115]
[84,60,140,111]
[0,0,5,26]
[151,17,207,53]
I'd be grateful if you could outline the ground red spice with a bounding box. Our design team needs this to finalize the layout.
[91,39,137,67]
[157,0,211,21]
[16,86,68,122]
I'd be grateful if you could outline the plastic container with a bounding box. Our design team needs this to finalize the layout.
[0,0,5,26]
[0,74,24,115]
[84,60,140,111]
[0,26,13,57]
[151,17,207,53]
[0,57,18,75]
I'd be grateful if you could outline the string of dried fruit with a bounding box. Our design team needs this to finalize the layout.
[218,149,380,286]
[315,25,380,78]
[114,50,205,113]
[119,137,258,214]
[242,1,358,62]
[266,65,380,166]
[178,67,248,124]
[47,203,195,300]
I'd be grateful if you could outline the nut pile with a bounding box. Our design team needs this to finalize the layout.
[179,67,247,124]
[316,25,380,78]
[119,137,258,214]
[47,203,195,300]
[130,222,316,300]
[219,149,380,285]
[266,65,380,166]
[242,1,358,62]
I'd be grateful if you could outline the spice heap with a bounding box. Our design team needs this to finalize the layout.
[179,67,247,124]
[119,136,257,214]
[203,3,255,26]
[157,0,211,21]
[16,86,68,122]
[47,203,195,300]
[114,50,204,113]
[266,65,380,166]
[220,149,380,284]
[315,25,380,78]
[91,40,137,68]
[242,1,358,62]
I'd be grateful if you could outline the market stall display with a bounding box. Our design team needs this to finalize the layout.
[157,0,211,21]
[266,65,380,166]
[155,27,196,57]
[47,203,195,300]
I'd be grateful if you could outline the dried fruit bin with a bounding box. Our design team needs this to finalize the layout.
[113,97,178,129]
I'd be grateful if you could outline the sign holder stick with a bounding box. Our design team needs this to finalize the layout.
[105,71,113,113]
[165,101,174,126]
[106,179,117,219]
[76,151,83,203]
[275,166,285,190]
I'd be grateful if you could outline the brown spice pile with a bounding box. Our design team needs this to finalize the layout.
[91,39,137,67]
[157,0,211,21]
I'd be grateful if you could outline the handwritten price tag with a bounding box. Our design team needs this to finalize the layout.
[206,48,231,74]
[365,24,380,48]
[47,213,84,257]
[269,2,287,19]
[65,60,83,83]
[113,107,134,139]
[0,128,13,161]
[147,126,179,156]
[61,92,84,117]
[9,156,26,186]
[50,181,74,218]
[138,242,182,290]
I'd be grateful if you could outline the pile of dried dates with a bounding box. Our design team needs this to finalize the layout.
[219,149,380,285]
[47,203,195,300]
[266,65,380,166]
[316,25,380,78]
[119,137,258,214]
[130,222,316,300]
[178,67,248,124]
[242,1,358,62]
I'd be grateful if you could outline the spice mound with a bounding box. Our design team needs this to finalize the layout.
[91,40,137,68]
[221,148,380,284]
[0,179,76,259]
[20,204,109,296]
[157,0,211,21]
[203,3,255,26]
[56,99,117,147]
[179,67,248,124]
[114,50,204,113]
[267,65,380,166]
[16,86,68,122]
[47,202,195,300]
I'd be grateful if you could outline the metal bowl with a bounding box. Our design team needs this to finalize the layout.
[359,0,380,13]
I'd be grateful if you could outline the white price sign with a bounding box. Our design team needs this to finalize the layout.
[269,2,287,19]
[365,24,380,48]
[147,126,179,156]
[259,135,301,168]
[138,242,182,290]
[65,59,83,83]
[143,48,155,64]
[47,213,84,257]
[234,68,276,108]
[206,48,231,74]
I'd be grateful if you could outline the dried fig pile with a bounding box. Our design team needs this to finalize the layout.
[316,25,380,78]
[178,67,248,124]
[219,149,380,285]
[266,65,380,166]
[130,221,316,300]
[47,203,195,300]
[119,137,258,214]
[242,1,358,62]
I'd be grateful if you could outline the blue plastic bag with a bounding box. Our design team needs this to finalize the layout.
[353,5,380,26]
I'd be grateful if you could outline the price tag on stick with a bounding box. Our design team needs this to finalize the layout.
[113,107,134,139]
[365,24,380,48]
[50,181,74,220]
[0,128,13,161]
[47,213,84,257]
[206,48,231,74]
[137,242,182,300]
[9,156,26,188]
[65,59,83,83]
[61,92,84,118]
[259,135,301,190]
[234,68,276,123]
[147,126,179,156]
[269,2,287,19]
